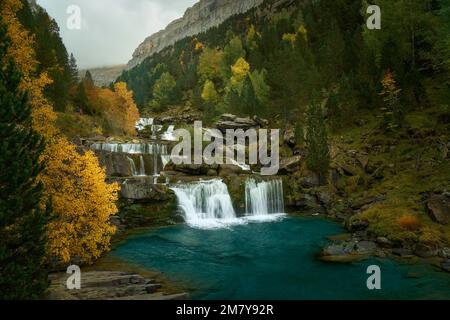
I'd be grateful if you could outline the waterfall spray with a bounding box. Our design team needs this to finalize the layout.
[170,180,241,229]
[245,179,285,216]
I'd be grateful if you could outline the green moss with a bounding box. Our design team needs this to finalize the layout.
[330,107,450,247]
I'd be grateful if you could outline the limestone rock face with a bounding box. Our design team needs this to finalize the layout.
[127,0,264,69]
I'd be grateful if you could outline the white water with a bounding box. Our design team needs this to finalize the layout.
[161,125,177,141]
[245,179,285,219]
[90,143,168,155]
[135,118,154,132]
[127,157,138,176]
[171,180,242,229]
[171,178,285,229]
[139,155,146,176]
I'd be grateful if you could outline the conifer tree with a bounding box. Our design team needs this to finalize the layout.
[306,101,330,179]
[0,19,48,300]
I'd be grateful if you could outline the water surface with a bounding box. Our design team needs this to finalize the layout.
[111,217,450,299]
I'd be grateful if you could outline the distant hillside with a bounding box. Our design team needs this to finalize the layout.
[79,65,126,87]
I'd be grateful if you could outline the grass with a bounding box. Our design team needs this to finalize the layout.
[330,106,450,247]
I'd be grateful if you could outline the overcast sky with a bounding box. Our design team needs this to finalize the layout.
[36,0,198,69]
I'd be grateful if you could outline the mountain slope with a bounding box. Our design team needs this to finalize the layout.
[127,0,265,69]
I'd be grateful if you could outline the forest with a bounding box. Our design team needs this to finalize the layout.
[0,0,449,300]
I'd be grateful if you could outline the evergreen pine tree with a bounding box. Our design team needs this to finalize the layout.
[0,19,48,300]
[306,101,330,179]
[68,53,79,84]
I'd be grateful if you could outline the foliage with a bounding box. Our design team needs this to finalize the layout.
[1,1,120,265]
[230,57,250,89]
[113,82,140,136]
[306,101,330,175]
[0,18,48,299]
[149,72,176,112]
[198,47,223,82]
[222,35,246,79]
[397,215,421,231]
[39,140,119,263]
[201,79,219,104]
[379,70,403,130]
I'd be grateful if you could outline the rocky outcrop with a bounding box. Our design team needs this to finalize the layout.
[96,151,132,177]
[427,194,450,225]
[47,271,187,300]
[119,179,175,201]
[278,156,302,174]
[128,0,264,69]
[216,114,261,132]
[79,65,126,87]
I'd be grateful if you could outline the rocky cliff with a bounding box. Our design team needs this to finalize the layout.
[127,0,264,69]
[79,65,126,87]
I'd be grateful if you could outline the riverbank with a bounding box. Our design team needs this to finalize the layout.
[46,255,188,300]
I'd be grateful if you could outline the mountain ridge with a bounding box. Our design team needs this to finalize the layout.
[127,0,265,69]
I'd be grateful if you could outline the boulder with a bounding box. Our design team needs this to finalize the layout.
[356,154,369,170]
[278,156,302,174]
[391,248,414,257]
[349,220,369,232]
[442,259,450,273]
[376,237,393,248]
[253,116,269,127]
[96,151,132,177]
[220,114,237,122]
[355,241,377,255]
[439,247,450,259]
[320,241,370,263]
[300,172,321,188]
[169,163,218,176]
[427,194,450,225]
[120,179,175,201]
[414,244,439,258]
[283,128,296,147]
[216,114,260,132]
[316,187,334,208]
[218,164,243,177]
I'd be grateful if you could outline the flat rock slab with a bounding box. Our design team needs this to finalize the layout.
[47,270,187,300]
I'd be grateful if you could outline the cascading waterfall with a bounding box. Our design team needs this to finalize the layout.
[171,178,286,229]
[170,180,241,229]
[90,143,168,155]
[245,179,285,219]
[139,155,146,176]
[127,157,138,176]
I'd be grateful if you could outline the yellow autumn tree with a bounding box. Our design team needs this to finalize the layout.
[201,80,219,104]
[230,57,250,88]
[1,0,119,264]
[40,142,119,263]
[114,82,140,136]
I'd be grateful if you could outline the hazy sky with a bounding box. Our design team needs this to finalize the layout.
[36,0,198,69]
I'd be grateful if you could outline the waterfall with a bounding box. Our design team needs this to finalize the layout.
[139,155,146,176]
[90,142,169,155]
[245,179,285,218]
[127,157,138,176]
[135,118,153,131]
[171,180,241,229]
[162,125,177,141]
